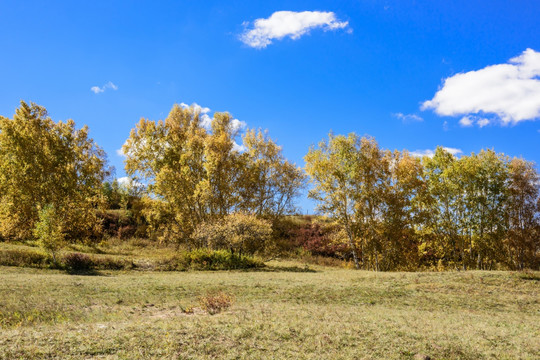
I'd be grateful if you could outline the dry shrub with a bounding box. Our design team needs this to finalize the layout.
[198,291,234,315]
[292,222,349,259]
[62,252,133,272]
[62,252,93,271]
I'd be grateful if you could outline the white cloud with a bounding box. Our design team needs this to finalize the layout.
[116,140,127,157]
[180,102,210,114]
[422,48,540,124]
[459,116,473,127]
[410,147,463,158]
[393,112,423,123]
[90,81,118,94]
[240,11,350,49]
[232,142,246,153]
[180,102,247,135]
[458,115,491,128]
[117,176,131,186]
[117,177,144,189]
[180,102,213,128]
[231,118,247,133]
[477,118,490,128]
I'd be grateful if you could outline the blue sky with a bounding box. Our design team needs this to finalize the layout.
[1,0,540,212]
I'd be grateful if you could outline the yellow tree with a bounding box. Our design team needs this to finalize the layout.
[123,104,304,245]
[239,129,306,219]
[456,150,508,269]
[305,133,387,269]
[380,150,426,270]
[422,147,463,268]
[199,112,244,217]
[353,137,389,271]
[123,104,207,241]
[0,101,107,243]
[505,158,539,270]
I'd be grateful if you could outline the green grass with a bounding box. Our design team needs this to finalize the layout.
[0,242,264,272]
[0,263,538,359]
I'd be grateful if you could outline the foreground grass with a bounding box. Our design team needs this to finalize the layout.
[0,264,539,359]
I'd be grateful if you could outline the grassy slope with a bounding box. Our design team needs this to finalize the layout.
[0,264,539,360]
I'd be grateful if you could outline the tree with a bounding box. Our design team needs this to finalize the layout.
[124,104,208,242]
[457,150,508,269]
[0,101,108,241]
[305,133,388,269]
[123,104,304,244]
[505,158,540,270]
[422,147,463,268]
[380,150,426,270]
[199,112,244,217]
[239,129,306,219]
[33,204,65,262]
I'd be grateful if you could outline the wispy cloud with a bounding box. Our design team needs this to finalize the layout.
[393,112,423,123]
[90,81,118,94]
[410,147,463,158]
[240,10,350,49]
[477,118,490,128]
[422,48,540,125]
[458,115,491,128]
[458,116,474,127]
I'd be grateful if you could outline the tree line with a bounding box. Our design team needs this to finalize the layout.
[305,134,540,270]
[0,101,538,270]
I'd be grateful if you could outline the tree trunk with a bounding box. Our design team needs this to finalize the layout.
[346,228,360,269]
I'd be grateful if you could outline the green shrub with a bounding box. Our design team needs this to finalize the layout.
[187,249,264,270]
[0,248,53,268]
[33,204,65,262]
[160,249,264,271]
[91,255,134,270]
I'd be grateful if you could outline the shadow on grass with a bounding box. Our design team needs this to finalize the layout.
[241,265,318,273]
[64,269,106,276]
[518,273,540,281]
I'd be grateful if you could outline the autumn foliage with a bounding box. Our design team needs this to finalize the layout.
[305,133,540,270]
[0,101,538,271]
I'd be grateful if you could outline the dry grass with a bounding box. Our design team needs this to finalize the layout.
[0,262,538,359]
[198,291,235,315]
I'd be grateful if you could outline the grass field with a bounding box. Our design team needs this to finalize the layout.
[0,263,539,359]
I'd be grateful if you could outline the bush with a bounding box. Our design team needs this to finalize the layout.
[0,248,53,268]
[97,210,144,240]
[91,255,134,270]
[62,252,133,272]
[62,252,94,271]
[118,225,137,240]
[292,222,349,258]
[198,291,234,315]
[187,249,263,270]
[160,249,264,271]
[192,214,273,255]
[34,204,65,262]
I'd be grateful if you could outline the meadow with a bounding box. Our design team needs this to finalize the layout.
[1,259,538,359]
